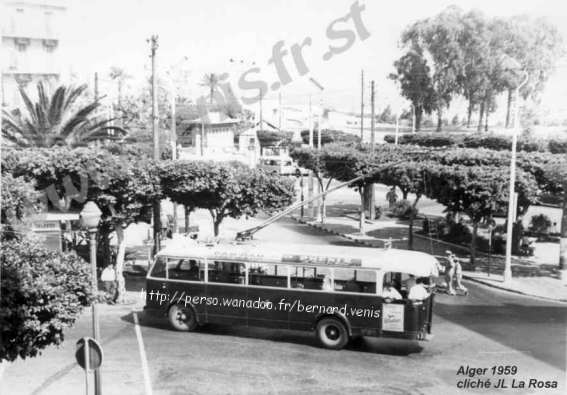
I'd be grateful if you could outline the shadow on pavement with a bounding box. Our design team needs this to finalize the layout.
[122,310,424,357]
[434,287,567,371]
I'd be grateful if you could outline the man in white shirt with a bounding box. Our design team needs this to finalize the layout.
[406,275,429,300]
[382,281,402,300]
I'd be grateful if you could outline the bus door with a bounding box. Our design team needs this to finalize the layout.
[146,255,168,311]
[246,262,290,329]
[205,260,248,325]
[165,258,207,319]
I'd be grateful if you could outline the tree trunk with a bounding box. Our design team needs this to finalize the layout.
[505,89,513,128]
[408,196,420,250]
[213,220,221,237]
[484,107,489,132]
[358,189,365,234]
[466,99,473,128]
[184,205,190,233]
[415,106,423,132]
[477,101,485,132]
[436,106,443,132]
[114,226,127,304]
[471,222,478,266]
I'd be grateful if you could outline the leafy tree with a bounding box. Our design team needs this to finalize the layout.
[1,82,126,147]
[1,237,93,362]
[379,161,433,248]
[5,147,159,301]
[257,130,294,149]
[1,174,41,240]
[389,48,435,131]
[426,165,510,264]
[402,6,464,131]
[161,161,294,236]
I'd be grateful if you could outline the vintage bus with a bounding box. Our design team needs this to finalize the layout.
[144,241,440,349]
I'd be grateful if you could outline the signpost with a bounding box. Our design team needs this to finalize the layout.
[76,337,103,395]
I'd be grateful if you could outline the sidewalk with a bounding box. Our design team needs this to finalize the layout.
[291,212,567,303]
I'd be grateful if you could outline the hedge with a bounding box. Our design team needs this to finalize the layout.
[383,132,567,153]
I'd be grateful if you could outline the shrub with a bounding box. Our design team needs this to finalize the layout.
[548,139,567,154]
[529,213,552,234]
[463,135,511,151]
[445,221,472,244]
[392,199,417,219]
[1,237,93,362]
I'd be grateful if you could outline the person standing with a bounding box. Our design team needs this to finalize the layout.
[101,264,117,303]
[445,250,456,295]
[386,186,398,209]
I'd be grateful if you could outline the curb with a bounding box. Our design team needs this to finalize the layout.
[462,274,567,303]
[292,216,382,248]
[291,216,567,303]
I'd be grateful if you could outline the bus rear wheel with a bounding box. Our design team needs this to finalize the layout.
[316,318,349,350]
[168,304,197,331]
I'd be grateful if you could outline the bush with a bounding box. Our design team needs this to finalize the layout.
[463,135,511,151]
[548,139,567,154]
[392,199,417,219]
[445,221,472,244]
[1,237,93,362]
[529,214,552,234]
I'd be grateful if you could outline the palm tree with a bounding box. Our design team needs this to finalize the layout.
[109,66,131,109]
[1,82,126,147]
[200,73,221,105]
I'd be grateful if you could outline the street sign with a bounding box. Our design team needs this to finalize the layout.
[75,337,103,371]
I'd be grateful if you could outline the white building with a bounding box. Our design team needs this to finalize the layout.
[1,0,67,108]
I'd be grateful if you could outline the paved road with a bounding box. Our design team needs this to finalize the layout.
[4,218,565,395]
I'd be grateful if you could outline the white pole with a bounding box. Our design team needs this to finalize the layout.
[394,113,400,145]
[504,71,528,285]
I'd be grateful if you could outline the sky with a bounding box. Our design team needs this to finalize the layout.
[60,0,567,115]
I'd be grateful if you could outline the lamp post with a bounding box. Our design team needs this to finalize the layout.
[503,70,528,285]
[80,201,102,395]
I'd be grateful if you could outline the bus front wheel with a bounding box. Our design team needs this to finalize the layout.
[316,318,349,350]
[168,304,197,331]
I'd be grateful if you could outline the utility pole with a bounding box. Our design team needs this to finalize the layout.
[370,81,375,148]
[171,85,178,234]
[259,88,263,131]
[149,34,161,254]
[278,91,282,130]
[308,95,314,217]
[504,71,528,284]
[94,72,99,104]
[368,80,376,220]
[360,70,364,140]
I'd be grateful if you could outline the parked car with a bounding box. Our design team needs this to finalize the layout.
[258,156,302,176]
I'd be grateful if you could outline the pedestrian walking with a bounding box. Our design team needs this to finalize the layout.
[101,264,117,303]
[386,186,398,209]
[445,250,456,295]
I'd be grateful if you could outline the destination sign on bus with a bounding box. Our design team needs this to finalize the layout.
[282,254,362,267]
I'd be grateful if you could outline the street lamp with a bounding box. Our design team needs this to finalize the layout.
[503,70,529,285]
[79,201,102,395]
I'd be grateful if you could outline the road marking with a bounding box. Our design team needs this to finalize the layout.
[133,311,153,395]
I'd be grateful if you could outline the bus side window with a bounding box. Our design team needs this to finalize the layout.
[248,262,286,288]
[150,256,167,278]
[168,259,203,281]
[335,269,376,294]
[209,261,245,284]
[291,266,318,289]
